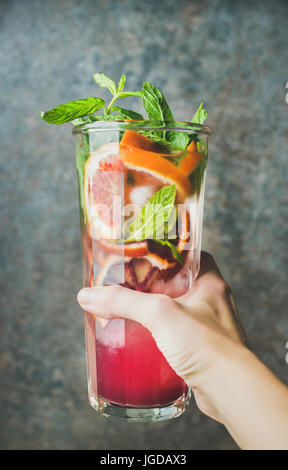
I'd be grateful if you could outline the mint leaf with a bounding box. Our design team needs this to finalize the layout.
[142,82,174,122]
[142,82,191,149]
[93,73,117,96]
[126,185,176,241]
[83,114,123,122]
[155,239,184,264]
[142,82,178,144]
[41,97,105,124]
[124,181,183,263]
[174,103,208,155]
[118,74,126,93]
[168,132,190,150]
[192,102,208,125]
[111,106,144,120]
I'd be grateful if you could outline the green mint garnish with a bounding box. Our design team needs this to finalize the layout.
[93,73,118,96]
[125,184,183,264]
[141,82,174,123]
[141,82,190,149]
[168,131,190,151]
[94,72,142,115]
[192,102,208,125]
[127,184,176,242]
[41,73,142,125]
[40,97,105,125]
[40,73,208,155]
[41,74,208,197]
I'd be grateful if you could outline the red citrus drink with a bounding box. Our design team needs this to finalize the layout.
[75,123,209,421]
[40,72,211,421]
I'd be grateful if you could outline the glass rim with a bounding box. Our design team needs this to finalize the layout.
[72,120,212,135]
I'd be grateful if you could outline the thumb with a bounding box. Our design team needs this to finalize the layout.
[77,285,173,330]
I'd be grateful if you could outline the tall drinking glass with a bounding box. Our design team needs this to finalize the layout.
[73,121,211,422]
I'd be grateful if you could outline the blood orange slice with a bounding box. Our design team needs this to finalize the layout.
[120,146,191,201]
[95,253,179,292]
[97,239,148,257]
[187,140,197,152]
[121,130,164,153]
[178,150,203,175]
[84,143,123,239]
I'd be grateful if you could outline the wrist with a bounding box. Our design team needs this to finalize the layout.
[192,343,288,449]
[188,341,255,422]
[203,345,257,422]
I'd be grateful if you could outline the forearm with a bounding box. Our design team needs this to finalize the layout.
[205,346,288,449]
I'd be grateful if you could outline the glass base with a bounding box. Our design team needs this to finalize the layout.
[88,389,191,422]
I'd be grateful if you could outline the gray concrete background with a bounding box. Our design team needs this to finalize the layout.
[0,0,287,450]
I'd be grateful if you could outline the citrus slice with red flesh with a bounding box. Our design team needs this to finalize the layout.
[120,131,201,192]
[84,141,192,280]
[177,139,203,175]
[84,143,123,239]
[95,253,179,294]
[178,151,203,175]
[121,130,165,153]
[187,140,197,152]
[97,239,148,258]
[119,145,191,201]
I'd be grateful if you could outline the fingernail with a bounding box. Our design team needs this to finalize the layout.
[77,288,94,305]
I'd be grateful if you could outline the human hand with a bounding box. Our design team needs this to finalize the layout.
[77,251,248,423]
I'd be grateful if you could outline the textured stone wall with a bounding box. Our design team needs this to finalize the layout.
[0,0,287,450]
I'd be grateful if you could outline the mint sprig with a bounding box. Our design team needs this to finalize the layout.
[41,73,208,148]
[94,72,142,115]
[41,73,142,125]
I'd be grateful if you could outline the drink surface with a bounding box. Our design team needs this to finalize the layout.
[78,129,207,407]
